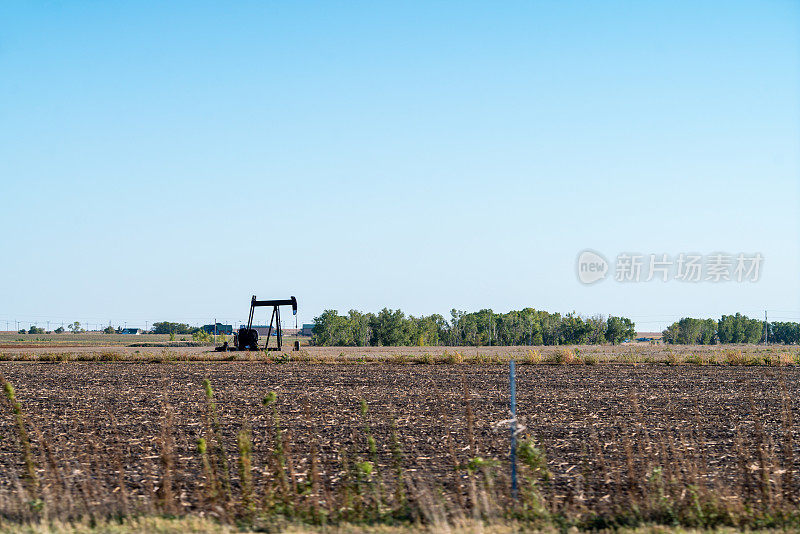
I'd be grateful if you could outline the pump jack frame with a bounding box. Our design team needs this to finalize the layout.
[217,295,298,352]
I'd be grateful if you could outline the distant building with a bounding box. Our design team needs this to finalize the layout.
[634,331,663,344]
[120,328,142,335]
[202,323,233,335]
[250,325,277,337]
[300,323,315,336]
[239,325,301,337]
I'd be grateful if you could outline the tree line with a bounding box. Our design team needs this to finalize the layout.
[18,321,82,334]
[662,313,800,344]
[16,321,200,335]
[311,308,636,347]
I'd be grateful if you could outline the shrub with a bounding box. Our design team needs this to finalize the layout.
[271,353,291,364]
[444,350,463,364]
[684,353,704,365]
[723,349,745,365]
[192,330,212,343]
[617,350,642,364]
[525,349,541,364]
[547,347,576,364]
[582,353,599,365]
[388,353,409,364]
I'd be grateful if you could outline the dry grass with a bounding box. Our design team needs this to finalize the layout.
[544,347,577,364]
[1,345,799,367]
[0,332,310,349]
[524,349,541,364]
[2,517,781,533]
[1,343,799,367]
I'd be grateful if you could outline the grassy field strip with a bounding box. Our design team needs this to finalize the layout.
[0,344,797,365]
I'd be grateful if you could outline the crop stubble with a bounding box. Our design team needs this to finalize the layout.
[0,363,797,510]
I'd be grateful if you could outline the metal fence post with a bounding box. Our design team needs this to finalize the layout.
[510,359,518,500]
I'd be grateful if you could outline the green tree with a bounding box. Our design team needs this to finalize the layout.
[409,314,442,346]
[718,313,763,344]
[370,308,408,346]
[540,312,562,345]
[606,316,635,345]
[700,319,717,344]
[192,329,212,343]
[560,313,592,344]
[772,322,800,344]
[311,310,351,346]
[103,325,116,334]
[447,309,464,345]
[152,322,194,335]
[311,306,637,347]
[676,318,703,344]
[68,321,83,334]
[586,315,607,344]
[348,310,372,347]
[662,322,679,344]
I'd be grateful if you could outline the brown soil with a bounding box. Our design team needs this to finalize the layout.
[0,362,797,509]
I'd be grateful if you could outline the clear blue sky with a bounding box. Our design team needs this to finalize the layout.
[1,1,798,331]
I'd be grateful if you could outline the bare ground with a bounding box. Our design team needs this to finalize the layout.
[0,362,798,511]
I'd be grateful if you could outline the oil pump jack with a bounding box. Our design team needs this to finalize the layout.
[217,295,298,351]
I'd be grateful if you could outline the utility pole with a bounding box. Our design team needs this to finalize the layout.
[764,310,769,345]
